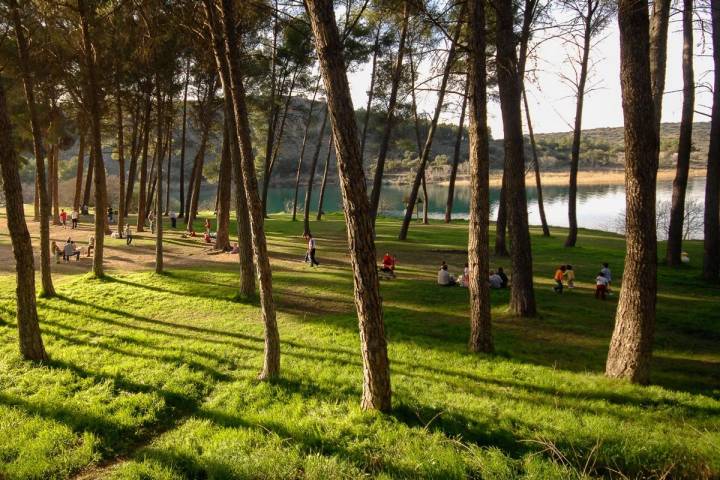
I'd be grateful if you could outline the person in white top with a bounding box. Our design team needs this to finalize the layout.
[305,233,319,267]
[489,270,503,289]
[601,263,612,292]
[437,264,456,286]
[71,208,79,229]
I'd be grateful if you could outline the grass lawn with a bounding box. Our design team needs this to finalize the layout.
[0,213,718,479]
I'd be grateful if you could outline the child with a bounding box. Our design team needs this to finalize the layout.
[86,235,95,257]
[566,265,575,289]
[553,265,566,294]
[59,209,67,228]
[595,272,609,300]
[124,224,133,245]
[601,263,612,292]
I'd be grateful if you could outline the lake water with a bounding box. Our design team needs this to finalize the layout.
[266,177,708,237]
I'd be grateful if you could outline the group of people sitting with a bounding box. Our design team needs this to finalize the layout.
[437,261,508,289]
[51,236,94,263]
[553,263,613,300]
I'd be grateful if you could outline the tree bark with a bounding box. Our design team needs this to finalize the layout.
[186,127,209,230]
[137,82,152,232]
[494,179,508,256]
[650,0,671,129]
[466,0,492,353]
[303,106,329,235]
[494,0,536,317]
[10,0,55,297]
[0,79,49,362]
[665,0,694,266]
[179,57,190,218]
[33,178,39,222]
[262,12,280,218]
[398,8,463,240]
[164,117,172,216]
[73,128,86,211]
[605,0,659,384]
[307,0,392,411]
[79,0,108,277]
[215,119,232,250]
[214,0,280,379]
[704,0,720,281]
[51,145,60,225]
[154,79,164,274]
[124,93,144,216]
[360,23,382,164]
[292,77,321,221]
[369,2,409,224]
[116,75,126,236]
[522,86,550,236]
[316,133,333,220]
[446,83,468,223]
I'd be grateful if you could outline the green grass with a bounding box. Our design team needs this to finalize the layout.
[0,214,718,479]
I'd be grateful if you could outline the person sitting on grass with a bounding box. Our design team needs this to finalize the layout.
[52,241,63,263]
[182,229,197,238]
[203,232,213,244]
[63,240,81,261]
[86,235,95,257]
[553,265,566,294]
[497,267,508,288]
[380,252,396,278]
[489,270,503,289]
[458,263,469,287]
[595,271,609,300]
[229,242,239,254]
[437,264,456,286]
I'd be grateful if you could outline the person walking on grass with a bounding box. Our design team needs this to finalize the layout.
[59,209,67,228]
[595,271,609,300]
[170,210,177,228]
[124,224,132,245]
[566,265,576,289]
[71,208,79,229]
[553,265,566,294]
[305,233,319,267]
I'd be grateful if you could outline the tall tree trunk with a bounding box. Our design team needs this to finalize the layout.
[116,76,126,236]
[494,178,508,256]
[467,0,492,353]
[179,57,190,218]
[704,0,720,281]
[650,0,671,129]
[154,80,164,274]
[666,0,694,266]
[303,106,329,235]
[494,0,536,317]
[51,145,60,225]
[292,76,321,221]
[215,121,232,250]
[409,50,429,226]
[262,71,297,217]
[33,178,39,221]
[399,8,463,240]
[82,141,94,208]
[10,0,55,297]
[316,133,333,220]
[261,10,280,218]
[0,79,48,361]
[137,83,152,232]
[360,23,382,163]
[369,2,409,223]
[213,0,280,378]
[79,0,108,277]
[446,83,468,223]
[165,117,172,215]
[522,86,550,236]
[565,0,595,247]
[306,0,391,411]
[73,128,86,211]
[124,94,144,216]
[605,0,659,384]
[186,128,209,230]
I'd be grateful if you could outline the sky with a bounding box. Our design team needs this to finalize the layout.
[346,16,715,139]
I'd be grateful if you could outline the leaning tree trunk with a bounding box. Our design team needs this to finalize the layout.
[446,82,468,223]
[409,51,430,226]
[360,23,382,163]
[154,80,164,274]
[467,0,492,353]
[369,1,409,224]
[125,94,145,216]
[10,0,55,297]
[82,141,94,208]
[303,106,329,235]
[137,84,152,232]
[73,129,86,211]
[215,121,232,250]
[0,79,49,362]
[494,0,536,317]
[666,0,694,266]
[213,0,280,379]
[565,4,593,247]
[650,0,671,130]
[316,133,333,220]
[179,58,190,217]
[704,0,720,281]
[79,0,108,277]
[292,77,321,221]
[186,128,209,230]
[398,8,463,240]
[306,0,392,411]
[522,86,550,236]
[605,0,659,384]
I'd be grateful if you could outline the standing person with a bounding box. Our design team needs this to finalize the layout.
[600,263,612,293]
[124,223,132,245]
[553,265,566,294]
[71,208,79,229]
[497,267,508,288]
[107,205,114,224]
[86,235,95,257]
[595,271,609,300]
[306,233,319,267]
[566,265,576,289]
[59,209,67,228]
[169,210,177,228]
[148,211,155,234]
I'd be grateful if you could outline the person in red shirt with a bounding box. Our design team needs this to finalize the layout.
[553,265,566,294]
[59,209,68,228]
[380,252,396,278]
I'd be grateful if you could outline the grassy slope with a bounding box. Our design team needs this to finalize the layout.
[0,214,718,479]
